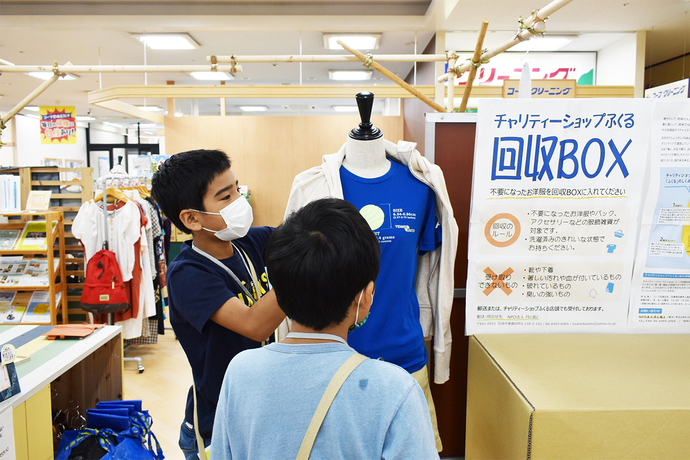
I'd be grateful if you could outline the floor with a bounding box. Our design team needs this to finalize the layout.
[122,329,191,459]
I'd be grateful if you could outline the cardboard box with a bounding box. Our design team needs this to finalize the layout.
[466,334,690,459]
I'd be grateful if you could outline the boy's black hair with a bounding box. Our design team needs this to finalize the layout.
[266,198,380,330]
[151,149,231,234]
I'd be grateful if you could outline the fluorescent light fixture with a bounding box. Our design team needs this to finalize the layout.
[134,33,200,50]
[329,70,372,81]
[136,123,159,129]
[332,106,359,112]
[76,116,96,121]
[190,71,234,81]
[174,112,184,117]
[324,33,381,50]
[103,121,123,127]
[27,72,77,80]
[135,105,163,112]
[512,36,573,52]
[239,106,268,112]
[24,106,40,112]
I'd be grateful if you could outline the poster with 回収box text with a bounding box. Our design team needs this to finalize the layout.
[466,99,650,334]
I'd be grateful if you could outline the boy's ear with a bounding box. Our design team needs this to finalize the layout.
[179,209,202,232]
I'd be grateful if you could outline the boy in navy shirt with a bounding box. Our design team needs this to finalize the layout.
[152,149,285,460]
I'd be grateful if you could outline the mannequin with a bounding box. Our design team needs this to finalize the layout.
[283,91,459,392]
[335,92,444,451]
[341,92,391,178]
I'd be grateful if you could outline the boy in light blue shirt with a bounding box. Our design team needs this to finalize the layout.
[210,198,439,459]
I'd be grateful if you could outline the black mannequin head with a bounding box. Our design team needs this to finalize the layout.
[348,92,383,141]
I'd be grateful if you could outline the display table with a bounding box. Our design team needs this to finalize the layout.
[0,324,123,459]
[466,334,690,460]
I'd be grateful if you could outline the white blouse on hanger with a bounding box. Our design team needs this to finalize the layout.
[73,199,142,282]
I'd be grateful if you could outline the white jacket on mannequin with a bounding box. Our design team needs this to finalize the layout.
[282,139,459,384]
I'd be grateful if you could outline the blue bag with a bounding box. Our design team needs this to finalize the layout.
[86,407,130,432]
[54,400,164,460]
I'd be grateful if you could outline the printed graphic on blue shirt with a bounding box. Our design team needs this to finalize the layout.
[341,161,441,373]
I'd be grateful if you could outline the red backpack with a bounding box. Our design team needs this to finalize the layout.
[80,249,131,314]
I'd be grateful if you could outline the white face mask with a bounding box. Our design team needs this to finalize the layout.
[193,195,253,241]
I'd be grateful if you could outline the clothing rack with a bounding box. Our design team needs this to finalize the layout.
[99,173,146,373]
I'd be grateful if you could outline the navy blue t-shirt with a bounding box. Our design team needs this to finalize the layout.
[342,160,441,374]
[167,226,273,439]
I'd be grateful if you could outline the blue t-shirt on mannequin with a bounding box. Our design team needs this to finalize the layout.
[341,160,441,373]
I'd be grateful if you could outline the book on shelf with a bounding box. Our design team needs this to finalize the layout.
[24,190,52,211]
[0,275,22,286]
[19,259,55,287]
[1,305,26,323]
[0,230,20,251]
[21,291,54,324]
[0,175,21,213]
[15,221,57,251]
[0,292,16,308]
[0,259,28,276]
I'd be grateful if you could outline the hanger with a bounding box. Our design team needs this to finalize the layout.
[120,185,150,199]
[94,186,130,204]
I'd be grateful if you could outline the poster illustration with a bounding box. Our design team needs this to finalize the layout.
[40,106,76,144]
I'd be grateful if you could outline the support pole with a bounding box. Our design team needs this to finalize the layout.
[0,64,240,74]
[459,19,489,113]
[1,73,60,126]
[336,40,446,113]
[207,54,447,64]
[447,52,457,113]
[437,0,576,83]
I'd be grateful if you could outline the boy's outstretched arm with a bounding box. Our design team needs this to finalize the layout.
[210,290,285,342]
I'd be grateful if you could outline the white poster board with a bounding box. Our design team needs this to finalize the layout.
[466,99,650,334]
[0,406,15,459]
[629,100,690,333]
[644,79,689,99]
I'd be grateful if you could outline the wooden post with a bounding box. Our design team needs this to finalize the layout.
[167,80,175,117]
[459,20,490,113]
[447,52,456,113]
[337,40,446,113]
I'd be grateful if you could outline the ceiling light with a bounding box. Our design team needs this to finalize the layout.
[332,106,359,112]
[239,106,268,112]
[136,123,159,129]
[135,105,163,112]
[174,112,184,117]
[23,106,40,112]
[512,36,573,52]
[324,33,381,50]
[329,70,372,81]
[27,72,77,80]
[190,71,234,81]
[133,33,200,50]
[103,121,122,127]
[76,116,96,121]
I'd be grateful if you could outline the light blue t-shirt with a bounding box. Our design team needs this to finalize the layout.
[210,342,440,460]
[341,160,441,373]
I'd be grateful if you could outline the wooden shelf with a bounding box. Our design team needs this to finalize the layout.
[0,210,68,325]
[1,167,94,324]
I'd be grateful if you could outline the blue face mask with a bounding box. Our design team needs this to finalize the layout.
[348,290,371,334]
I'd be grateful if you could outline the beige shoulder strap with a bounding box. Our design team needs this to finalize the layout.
[296,353,368,460]
[193,379,210,460]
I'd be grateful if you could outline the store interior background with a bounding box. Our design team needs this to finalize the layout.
[1,0,690,458]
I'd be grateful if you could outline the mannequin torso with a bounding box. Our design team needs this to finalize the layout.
[341,136,390,178]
